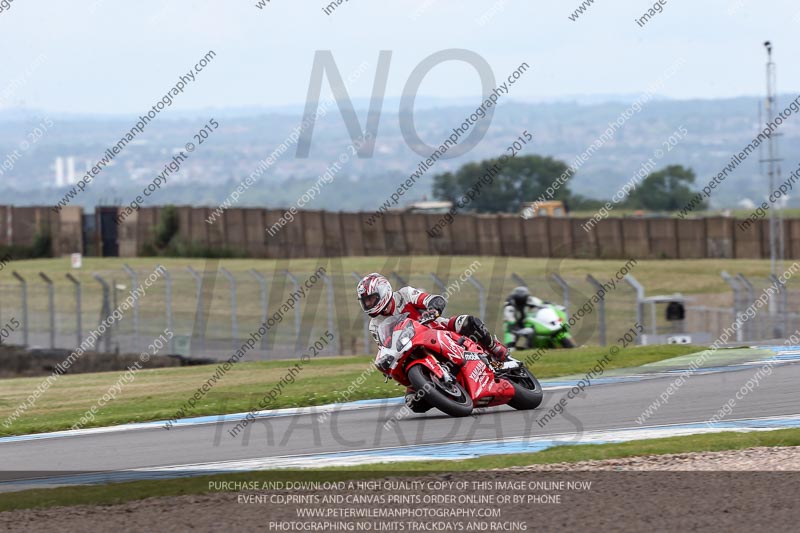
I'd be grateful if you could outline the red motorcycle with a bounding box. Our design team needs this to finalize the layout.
[374,313,543,417]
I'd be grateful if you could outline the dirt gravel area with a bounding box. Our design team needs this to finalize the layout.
[507,445,800,471]
[1,447,799,532]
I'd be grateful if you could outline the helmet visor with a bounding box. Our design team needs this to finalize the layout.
[360,292,380,311]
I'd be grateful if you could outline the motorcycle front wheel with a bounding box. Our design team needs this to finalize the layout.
[407,364,473,417]
[560,336,576,348]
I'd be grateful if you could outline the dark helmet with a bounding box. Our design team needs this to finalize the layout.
[510,286,530,309]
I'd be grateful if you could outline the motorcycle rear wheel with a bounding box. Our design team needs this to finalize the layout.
[407,364,473,417]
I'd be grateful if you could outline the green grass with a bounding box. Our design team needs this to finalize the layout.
[518,343,698,378]
[0,344,700,437]
[0,355,393,436]
[1,428,797,512]
[0,255,781,297]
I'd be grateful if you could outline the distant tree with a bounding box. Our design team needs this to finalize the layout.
[568,194,607,212]
[141,205,245,258]
[31,230,53,258]
[154,205,180,249]
[626,165,707,212]
[432,155,573,213]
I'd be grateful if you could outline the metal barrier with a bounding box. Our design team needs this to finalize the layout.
[2,263,795,360]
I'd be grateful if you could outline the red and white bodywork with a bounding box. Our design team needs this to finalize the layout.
[375,313,518,409]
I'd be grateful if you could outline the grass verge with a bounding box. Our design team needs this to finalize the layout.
[0,256,781,297]
[0,344,699,437]
[1,428,798,512]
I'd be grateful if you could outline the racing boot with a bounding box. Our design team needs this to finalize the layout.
[487,336,509,363]
[454,315,509,364]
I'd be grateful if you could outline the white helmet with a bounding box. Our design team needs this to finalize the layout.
[357,273,393,317]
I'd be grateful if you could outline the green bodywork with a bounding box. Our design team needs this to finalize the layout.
[504,305,573,349]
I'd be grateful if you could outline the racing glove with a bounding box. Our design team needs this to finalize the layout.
[425,295,446,314]
[420,309,440,322]
[420,294,446,323]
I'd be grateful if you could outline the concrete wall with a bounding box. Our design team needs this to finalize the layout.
[0,206,81,256]
[705,217,735,258]
[55,206,83,256]
[677,219,706,258]
[0,205,789,261]
[140,207,768,261]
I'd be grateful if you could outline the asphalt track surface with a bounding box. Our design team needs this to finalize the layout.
[1,359,798,486]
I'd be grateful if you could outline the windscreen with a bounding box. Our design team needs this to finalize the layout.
[377,313,409,347]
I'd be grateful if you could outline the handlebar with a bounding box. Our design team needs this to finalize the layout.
[418,311,439,325]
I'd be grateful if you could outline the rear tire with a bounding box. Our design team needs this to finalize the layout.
[407,364,473,417]
[505,367,543,410]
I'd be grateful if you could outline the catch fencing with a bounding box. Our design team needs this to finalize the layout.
[0,264,640,360]
[4,263,794,360]
[683,272,800,344]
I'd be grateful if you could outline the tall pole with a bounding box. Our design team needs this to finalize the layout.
[763,41,783,277]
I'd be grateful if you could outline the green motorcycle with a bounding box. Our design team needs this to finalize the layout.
[505,303,575,350]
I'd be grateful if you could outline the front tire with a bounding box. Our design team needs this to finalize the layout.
[505,366,543,410]
[407,364,473,417]
[405,392,432,413]
[560,336,576,348]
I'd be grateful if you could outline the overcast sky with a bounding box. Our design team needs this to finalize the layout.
[1,0,798,114]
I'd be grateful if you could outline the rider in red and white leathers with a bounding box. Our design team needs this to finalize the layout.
[357,273,508,412]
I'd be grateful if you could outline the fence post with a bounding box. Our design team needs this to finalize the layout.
[186,266,206,354]
[769,273,790,339]
[122,264,139,350]
[219,268,238,352]
[721,271,743,342]
[11,272,28,347]
[511,273,527,288]
[391,272,408,287]
[551,273,570,315]
[352,272,370,353]
[93,273,112,353]
[430,273,447,295]
[111,278,121,354]
[623,274,645,345]
[320,272,338,354]
[283,270,302,343]
[585,274,606,346]
[160,266,175,353]
[38,273,56,349]
[736,274,755,341]
[466,276,486,322]
[249,269,269,352]
[65,273,82,348]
